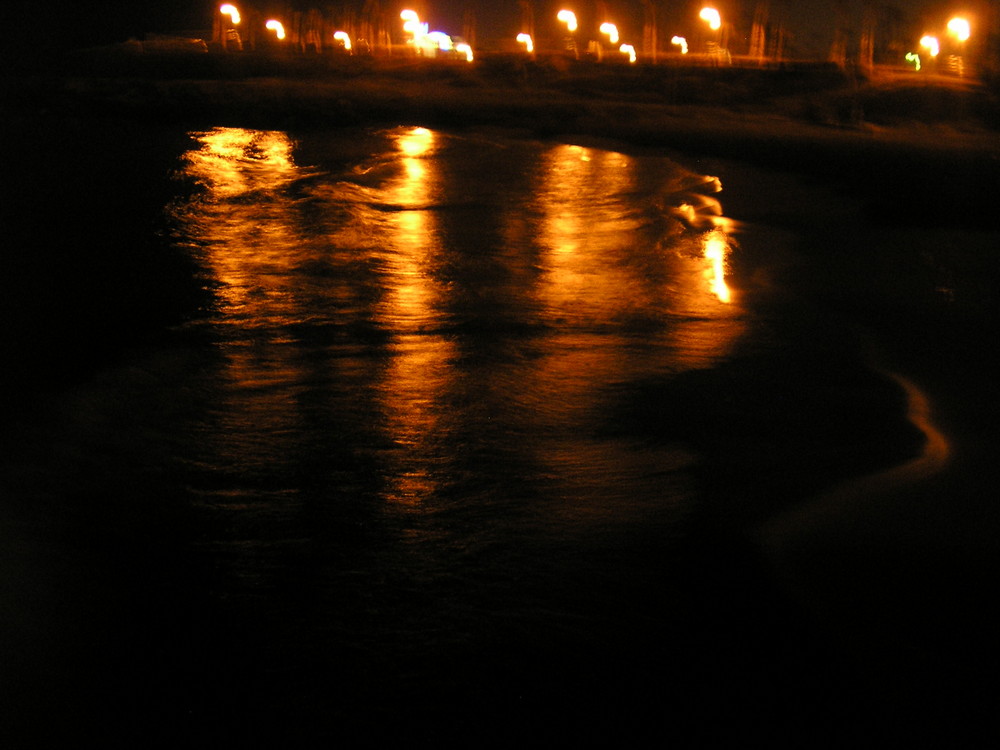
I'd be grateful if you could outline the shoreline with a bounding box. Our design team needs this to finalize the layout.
[8,50,998,235]
[10,53,1000,152]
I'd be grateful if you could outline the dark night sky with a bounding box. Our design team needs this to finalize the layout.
[1,0,982,60]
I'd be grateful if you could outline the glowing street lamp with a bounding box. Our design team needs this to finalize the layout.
[426,31,454,51]
[220,4,241,25]
[265,20,285,40]
[920,35,940,57]
[401,9,428,46]
[600,23,619,46]
[671,35,688,54]
[217,4,242,51]
[905,52,921,71]
[557,10,578,33]
[334,30,352,51]
[455,42,474,62]
[947,17,971,43]
[699,7,721,32]
[619,44,636,63]
[516,32,534,54]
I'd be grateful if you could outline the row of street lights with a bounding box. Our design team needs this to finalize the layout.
[214,3,727,63]
[553,6,721,62]
[912,16,972,74]
[219,3,352,52]
[400,10,473,61]
[214,3,979,77]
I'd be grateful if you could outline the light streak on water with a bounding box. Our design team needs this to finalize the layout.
[703,229,732,303]
[170,126,745,514]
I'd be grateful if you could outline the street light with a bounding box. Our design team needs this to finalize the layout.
[945,17,970,76]
[516,33,534,54]
[600,23,619,46]
[619,44,636,63]
[265,20,285,40]
[557,10,578,33]
[334,31,352,51]
[947,17,971,43]
[671,35,688,54]
[557,9,578,57]
[699,7,721,32]
[920,35,940,57]
[427,31,454,51]
[401,9,428,47]
[217,4,241,51]
[220,4,241,25]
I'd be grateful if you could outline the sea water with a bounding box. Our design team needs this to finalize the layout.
[2,123,941,743]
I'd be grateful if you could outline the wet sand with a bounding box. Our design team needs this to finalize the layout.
[718,160,1000,741]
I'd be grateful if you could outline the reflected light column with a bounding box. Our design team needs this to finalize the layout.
[376,127,456,510]
[702,229,732,304]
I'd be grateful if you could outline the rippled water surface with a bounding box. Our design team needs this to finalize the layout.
[170,126,743,527]
[5,123,925,743]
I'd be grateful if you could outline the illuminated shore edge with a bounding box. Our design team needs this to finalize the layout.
[28,54,999,151]
[15,54,995,233]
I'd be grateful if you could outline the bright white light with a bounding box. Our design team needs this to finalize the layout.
[600,23,619,45]
[699,7,721,31]
[427,31,453,51]
[220,4,241,24]
[703,230,731,303]
[455,42,473,62]
[920,35,940,57]
[947,17,971,43]
[401,11,429,46]
[265,20,285,40]
[334,30,352,51]
[671,35,688,54]
[557,10,578,33]
[619,44,636,63]
[516,33,534,54]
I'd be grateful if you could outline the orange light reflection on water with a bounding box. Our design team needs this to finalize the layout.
[185,127,296,199]
[375,127,456,510]
[703,229,732,303]
[527,143,743,418]
[176,127,323,482]
[533,144,653,407]
[180,127,302,322]
[174,127,745,516]
[375,126,442,333]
